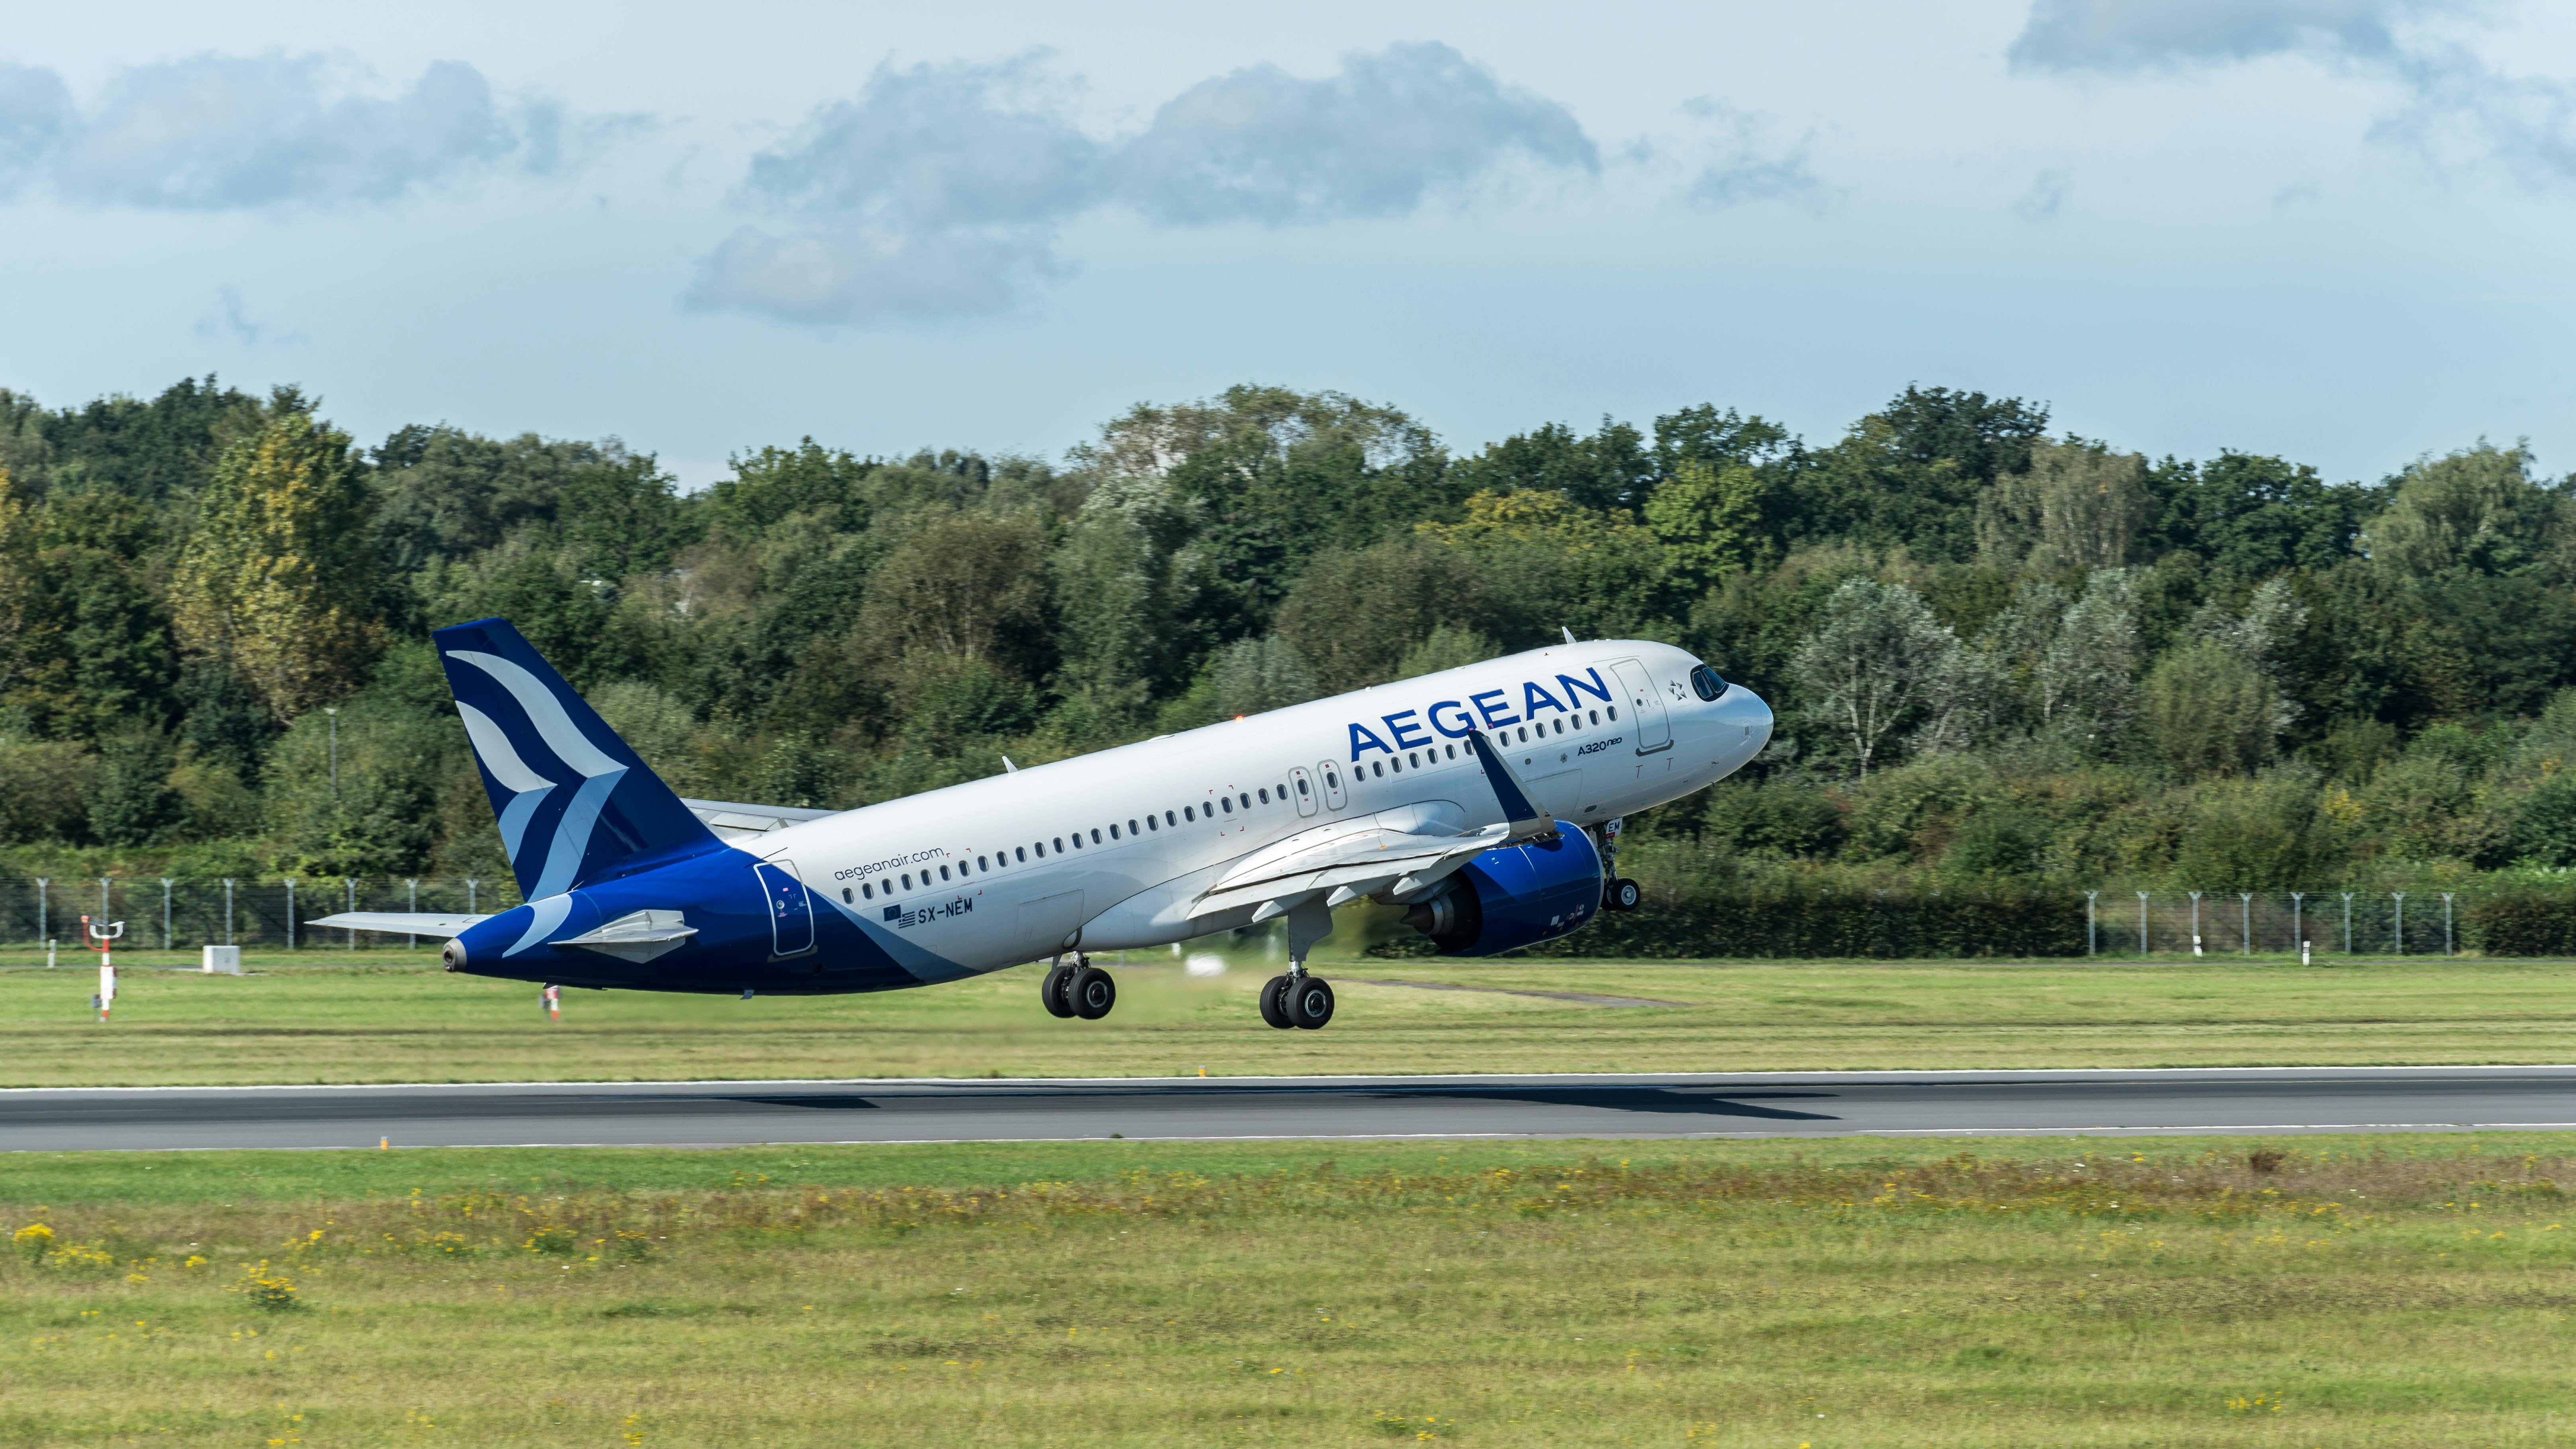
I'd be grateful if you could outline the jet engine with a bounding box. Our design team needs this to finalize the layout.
[1398,828,1603,957]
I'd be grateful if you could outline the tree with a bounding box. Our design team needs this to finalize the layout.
[852,512,1051,682]
[1273,537,1484,694]
[170,408,386,723]
[1050,476,1209,727]
[1978,438,2149,572]
[2143,641,2278,778]
[2364,441,2571,580]
[1790,578,1957,779]
[87,730,181,846]
[1210,635,1321,716]
[1644,458,1767,596]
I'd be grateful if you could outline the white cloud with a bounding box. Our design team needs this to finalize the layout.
[0,63,74,195]
[1676,100,1836,212]
[2009,0,2576,188]
[1116,41,1597,225]
[2007,0,2459,72]
[1,52,580,210]
[690,43,1598,327]
[2015,167,2072,221]
[192,285,305,347]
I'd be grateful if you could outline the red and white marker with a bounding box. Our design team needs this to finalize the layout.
[83,916,123,1022]
[543,983,561,1022]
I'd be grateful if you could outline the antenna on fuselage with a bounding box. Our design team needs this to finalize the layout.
[1001,756,1018,773]
[1560,626,1576,644]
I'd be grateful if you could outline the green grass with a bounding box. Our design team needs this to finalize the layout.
[2,949,2573,1086]
[4,1135,2572,1446]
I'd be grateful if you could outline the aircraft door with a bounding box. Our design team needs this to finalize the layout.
[1317,760,1349,811]
[1288,766,1320,817]
[1609,658,1672,754]
[754,860,815,956]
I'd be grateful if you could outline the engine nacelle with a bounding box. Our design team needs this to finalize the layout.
[1399,828,1602,957]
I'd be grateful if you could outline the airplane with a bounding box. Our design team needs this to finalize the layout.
[311,617,1774,1029]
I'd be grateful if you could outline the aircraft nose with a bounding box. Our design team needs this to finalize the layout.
[1723,685,1774,755]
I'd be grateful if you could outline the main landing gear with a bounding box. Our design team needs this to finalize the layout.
[1040,956,1117,1020]
[1258,897,1338,1030]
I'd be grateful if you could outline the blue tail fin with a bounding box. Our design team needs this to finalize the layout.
[434,617,719,898]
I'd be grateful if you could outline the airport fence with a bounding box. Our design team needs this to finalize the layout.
[0,877,526,951]
[1,877,2566,959]
[1488,884,2549,959]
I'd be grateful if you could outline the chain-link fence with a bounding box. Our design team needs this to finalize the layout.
[2082,890,2472,957]
[0,877,527,950]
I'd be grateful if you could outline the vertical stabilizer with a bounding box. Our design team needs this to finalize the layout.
[434,617,720,897]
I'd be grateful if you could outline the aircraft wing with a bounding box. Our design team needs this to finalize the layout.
[303,912,492,938]
[1190,725,1564,921]
[1193,822,1514,918]
[679,797,844,843]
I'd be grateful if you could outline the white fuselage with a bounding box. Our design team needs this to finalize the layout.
[757,640,1771,977]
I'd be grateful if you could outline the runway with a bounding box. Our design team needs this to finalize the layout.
[4,1066,2574,1151]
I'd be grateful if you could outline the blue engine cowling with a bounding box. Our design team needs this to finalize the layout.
[1400,828,1603,957]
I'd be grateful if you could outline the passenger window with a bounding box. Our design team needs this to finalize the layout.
[1373,761,1384,777]
[1147,815,1159,831]
[862,881,873,899]
[1257,787,1268,804]
[1447,744,1457,759]
[978,856,989,871]
[1239,793,1250,809]
[940,864,951,881]
[1165,810,1177,826]
[1057,836,1068,851]
[1610,705,1619,720]
[1407,752,1419,768]
[1297,778,1310,796]
[1016,846,1027,862]
[1091,828,1102,844]
[1129,819,1139,834]
[842,887,853,903]
[1184,806,1195,821]
[1220,798,1232,814]
[1109,824,1120,840]
[901,873,912,890]
[1034,842,1045,858]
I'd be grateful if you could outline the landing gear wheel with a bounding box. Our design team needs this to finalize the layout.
[1287,975,1335,1030]
[1259,975,1294,1030]
[1040,963,1077,1018]
[1605,877,1642,912]
[1069,965,1116,1020]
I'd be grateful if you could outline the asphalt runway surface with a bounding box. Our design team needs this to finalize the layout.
[4,1066,2574,1151]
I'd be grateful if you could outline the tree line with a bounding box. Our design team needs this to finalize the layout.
[2,374,2572,909]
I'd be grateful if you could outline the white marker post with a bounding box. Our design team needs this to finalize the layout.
[543,984,561,1023]
[83,916,123,1022]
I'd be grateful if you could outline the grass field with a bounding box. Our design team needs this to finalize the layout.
[4,1134,2572,1446]
[0,948,2571,1086]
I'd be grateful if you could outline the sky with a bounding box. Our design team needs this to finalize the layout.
[5,0,2575,488]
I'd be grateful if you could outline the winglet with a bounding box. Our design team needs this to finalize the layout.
[434,617,720,899]
[1464,728,1555,837]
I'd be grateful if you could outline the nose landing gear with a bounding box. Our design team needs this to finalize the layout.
[1594,817,1643,911]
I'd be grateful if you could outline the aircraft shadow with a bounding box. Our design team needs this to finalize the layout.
[719,1086,1843,1123]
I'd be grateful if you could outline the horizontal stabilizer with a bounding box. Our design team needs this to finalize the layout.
[305,912,491,938]
[552,908,697,964]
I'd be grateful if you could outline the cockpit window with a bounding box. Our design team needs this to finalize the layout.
[1689,663,1729,702]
